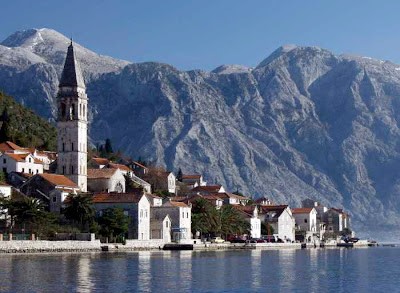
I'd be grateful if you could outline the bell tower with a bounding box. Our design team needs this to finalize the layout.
[56,41,88,192]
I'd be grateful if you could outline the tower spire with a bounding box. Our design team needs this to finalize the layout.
[59,41,85,89]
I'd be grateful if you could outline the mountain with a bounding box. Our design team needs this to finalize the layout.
[1,28,400,233]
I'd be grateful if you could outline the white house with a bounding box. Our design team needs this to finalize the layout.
[258,205,295,242]
[92,191,151,240]
[181,174,206,187]
[233,205,261,239]
[87,168,125,193]
[150,214,171,242]
[292,207,317,233]
[0,153,43,175]
[152,200,192,243]
[0,183,12,220]
[216,192,250,206]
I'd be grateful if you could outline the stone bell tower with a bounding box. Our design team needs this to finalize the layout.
[56,41,88,192]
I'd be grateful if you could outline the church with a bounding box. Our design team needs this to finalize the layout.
[56,40,88,192]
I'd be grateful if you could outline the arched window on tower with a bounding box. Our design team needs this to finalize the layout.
[83,104,86,119]
[70,104,75,119]
[61,103,66,119]
[79,103,82,118]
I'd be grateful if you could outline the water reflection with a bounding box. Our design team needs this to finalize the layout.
[0,248,398,292]
[138,251,151,292]
[277,249,296,291]
[250,250,262,289]
[77,255,94,293]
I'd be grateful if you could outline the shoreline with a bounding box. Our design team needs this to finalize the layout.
[0,239,382,254]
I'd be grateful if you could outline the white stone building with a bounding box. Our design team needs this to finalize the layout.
[259,205,295,242]
[292,207,318,233]
[87,168,125,193]
[233,205,261,239]
[92,192,151,240]
[152,201,192,243]
[56,41,88,192]
[0,153,43,174]
[150,214,171,242]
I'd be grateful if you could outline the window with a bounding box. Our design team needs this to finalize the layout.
[22,168,25,173]
[187,212,189,218]
[61,103,66,118]
[29,158,31,163]
[182,212,184,218]
[71,143,74,151]
[145,210,148,218]
[166,221,169,228]
[53,196,57,203]
[36,169,39,174]
[140,209,143,218]
[62,166,65,174]
[2,158,5,164]
[29,169,31,174]
[304,219,308,223]
[2,168,6,173]
[62,143,65,152]
[71,166,74,174]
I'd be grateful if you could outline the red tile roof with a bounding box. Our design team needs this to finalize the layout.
[259,205,289,218]
[191,185,222,193]
[132,161,147,169]
[107,162,132,172]
[5,153,43,164]
[87,168,118,179]
[233,205,257,217]
[91,157,110,165]
[92,192,143,204]
[167,201,190,208]
[292,208,314,214]
[39,173,78,188]
[0,141,24,152]
[182,174,201,180]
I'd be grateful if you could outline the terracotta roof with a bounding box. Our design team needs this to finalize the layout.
[191,185,222,193]
[292,208,314,214]
[212,192,248,200]
[4,153,43,164]
[92,192,143,204]
[107,162,132,172]
[167,201,189,208]
[0,141,24,152]
[182,174,201,180]
[168,196,188,202]
[259,205,288,218]
[87,168,118,179]
[132,161,147,169]
[233,205,256,217]
[39,173,78,188]
[91,157,110,166]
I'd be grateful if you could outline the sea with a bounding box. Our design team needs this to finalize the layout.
[0,247,399,292]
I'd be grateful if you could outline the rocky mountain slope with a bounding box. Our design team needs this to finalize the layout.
[1,28,400,231]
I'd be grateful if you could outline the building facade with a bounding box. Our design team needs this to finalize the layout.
[56,42,88,192]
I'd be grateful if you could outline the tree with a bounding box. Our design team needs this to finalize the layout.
[261,222,274,235]
[63,193,95,232]
[218,205,250,238]
[104,138,113,154]
[191,198,218,237]
[0,107,11,142]
[97,207,129,243]
[176,168,183,182]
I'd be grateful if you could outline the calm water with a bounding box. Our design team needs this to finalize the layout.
[0,247,399,292]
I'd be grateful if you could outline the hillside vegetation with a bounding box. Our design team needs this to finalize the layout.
[0,91,57,150]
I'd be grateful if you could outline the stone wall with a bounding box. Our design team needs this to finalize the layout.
[0,240,101,253]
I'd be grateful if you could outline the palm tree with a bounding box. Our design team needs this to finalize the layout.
[63,193,95,232]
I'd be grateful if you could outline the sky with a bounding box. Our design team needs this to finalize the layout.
[2,0,400,71]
